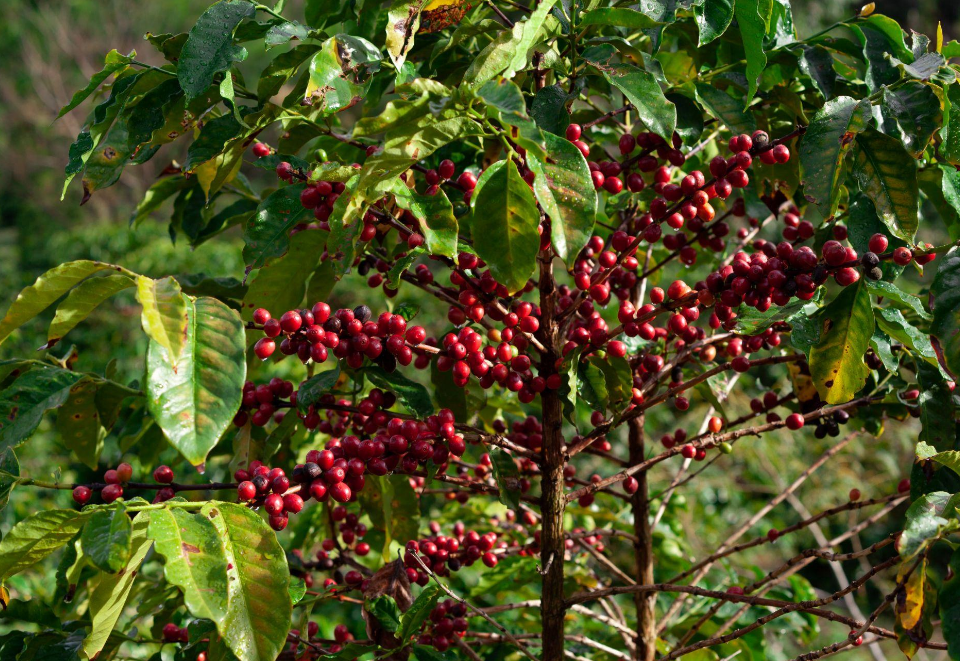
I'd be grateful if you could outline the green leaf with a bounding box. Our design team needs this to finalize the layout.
[799,96,870,218]
[900,491,958,559]
[431,360,468,422]
[865,280,930,319]
[695,83,756,134]
[45,274,135,350]
[258,44,321,102]
[202,502,291,661]
[304,35,382,115]
[877,81,943,158]
[847,193,906,281]
[178,0,256,100]
[243,229,326,319]
[137,276,189,365]
[694,0,733,45]
[391,182,459,259]
[359,475,420,561]
[530,85,571,136]
[145,297,246,468]
[0,510,88,582]
[734,298,808,334]
[528,130,597,264]
[183,113,244,173]
[147,507,229,625]
[0,260,124,346]
[489,447,521,510]
[0,448,20,512]
[82,512,153,659]
[0,368,85,451]
[579,8,660,29]
[587,61,676,140]
[81,506,132,573]
[366,596,402,633]
[942,83,960,167]
[576,355,609,412]
[939,549,960,656]
[808,281,874,404]
[386,0,423,70]
[870,329,899,372]
[397,584,441,644]
[129,175,192,226]
[917,362,957,451]
[56,379,105,470]
[734,0,767,105]
[57,49,135,119]
[469,160,540,294]
[296,363,342,414]
[852,128,919,242]
[463,0,559,87]
[876,307,938,364]
[242,184,313,271]
[365,366,434,418]
[931,248,960,379]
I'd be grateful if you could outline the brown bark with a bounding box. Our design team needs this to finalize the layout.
[629,416,656,661]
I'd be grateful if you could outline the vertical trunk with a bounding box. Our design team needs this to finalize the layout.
[538,249,566,661]
[629,416,656,661]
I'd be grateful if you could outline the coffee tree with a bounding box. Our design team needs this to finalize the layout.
[1,0,960,659]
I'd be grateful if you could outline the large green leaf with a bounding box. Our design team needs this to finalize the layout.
[865,281,930,319]
[137,276,189,365]
[56,379,105,470]
[365,366,434,418]
[877,81,943,157]
[147,507,229,624]
[916,362,956,451]
[82,512,153,659]
[463,0,558,87]
[145,297,246,468]
[297,364,342,414]
[177,0,256,100]
[527,129,597,265]
[80,506,132,574]
[576,355,609,412]
[931,249,960,379]
[694,83,756,134]
[57,49,135,119]
[243,229,325,319]
[469,160,540,294]
[0,261,124,346]
[852,128,919,242]
[734,0,767,105]
[391,182,458,260]
[579,8,660,29]
[45,274,135,349]
[0,368,85,451]
[900,491,958,560]
[359,475,420,561]
[808,281,874,404]
[587,61,676,140]
[242,184,312,271]
[202,502,292,661]
[693,0,733,45]
[799,96,870,218]
[0,510,88,581]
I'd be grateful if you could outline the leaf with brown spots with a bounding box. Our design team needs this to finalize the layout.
[809,280,875,404]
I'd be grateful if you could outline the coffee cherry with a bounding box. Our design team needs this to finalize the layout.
[102,483,123,503]
[482,552,498,568]
[897,478,911,493]
[153,465,174,484]
[72,485,92,505]
[253,308,271,324]
[785,413,805,430]
[162,622,182,642]
[892,247,913,265]
[280,310,302,333]
[252,142,271,158]
[116,463,133,483]
[565,124,583,141]
[767,528,780,542]
[849,488,861,501]
[238,481,257,501]
[623,476,639,495]
[868,233,888,253]
[457,172,477,191]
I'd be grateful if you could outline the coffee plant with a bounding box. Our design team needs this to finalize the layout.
[1,0,960,659]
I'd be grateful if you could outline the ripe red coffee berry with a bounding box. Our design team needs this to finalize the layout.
[867,233,888,253]
[785,413,805,430]
[102,483,123,503]
[162,623,181,642]
[280,310,302,333]
[116,463,133,483]
[238,481,257,500]
[623,476,639,495]
[253,308,271,324]
[849,488,861,501]
[72,485,92,505]
[457,172,477,190]
[892,247,913,265]
[153,465,174,484]
[565,123,582,141]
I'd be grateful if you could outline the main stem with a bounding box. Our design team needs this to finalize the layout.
[629,416,656,661]
[538,243,567,661]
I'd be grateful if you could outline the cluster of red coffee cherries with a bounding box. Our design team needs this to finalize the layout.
[417,599,470,652]
[403,526,502,583]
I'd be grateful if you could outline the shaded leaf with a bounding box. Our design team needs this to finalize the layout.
[0,368,85,451]
[808,281,874,404]
[852,128,919,242]
[178,0,256,100]
[80,506,132,573]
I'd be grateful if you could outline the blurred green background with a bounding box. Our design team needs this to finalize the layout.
[0,1,954,657]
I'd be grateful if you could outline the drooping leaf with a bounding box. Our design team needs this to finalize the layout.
[82,513,153,659]
[489,447,521,510]
[80,506,132,574]
[808,281,874,404]
[469,160,540,294]
[799,96,870,218]
[694,0,733,45]
[147,507,229,625]
[0,261,125,346]
[579,8,660,29]
[734,0,767,105]
[145,297,246,468]
[865,281,930,319]
[931,248,960,379]
[877,81,943,157]
[45,274,135,349]
[56,379,105,470]
[852,128,919,242]
[177,0,256,100]
[900,491,958,559]
[391,181,459,259]
[58,49,135,119]
[0,510,88,582]
[528,130,597,264]
[585,60,676,141]
[137,276,189,365]
[695,83,757,134]
[529,85,571,136]
[365,366,434,418]
[242,184,312,272]
[0,368,85,451]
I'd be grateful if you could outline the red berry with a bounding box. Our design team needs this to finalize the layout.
[868,233,888,254]
[892,247,912,266]
[438,159,456,180]
[623,476,639,495]
[785,413,804,430]
[280,310,302,333]
[153,465,174,484]
[72,486,92,505]
[254,338,276,361]
[102,483,123,503]
[252,143,271,158]
[253,308,271,324]
[849,488,861,501]
[238,481,257,500]
[565,124,583,141]
[116,463,133,483]
[457,172,477,191]
[162,622,181,642]
[897,478,911,493]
